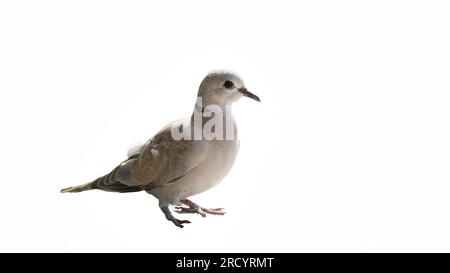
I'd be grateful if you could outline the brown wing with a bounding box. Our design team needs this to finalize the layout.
[130,126,196,190]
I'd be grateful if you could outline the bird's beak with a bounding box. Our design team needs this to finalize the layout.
[238,87,261,102]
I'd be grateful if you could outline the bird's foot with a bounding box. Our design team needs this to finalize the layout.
[175,206,207,217]
[170,218,191,228]
[175,206,225,217]
[200,207,225,215]
[161,206,191,228]
[176,199,226,217]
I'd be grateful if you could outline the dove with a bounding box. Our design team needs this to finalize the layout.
[61,70,260,228]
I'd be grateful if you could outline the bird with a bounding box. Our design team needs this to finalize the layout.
[60,70,260,228]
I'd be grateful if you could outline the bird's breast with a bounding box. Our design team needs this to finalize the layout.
[170,138,240,200]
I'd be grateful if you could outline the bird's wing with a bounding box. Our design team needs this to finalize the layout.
[90,157,143,192]
[130,125,199,190]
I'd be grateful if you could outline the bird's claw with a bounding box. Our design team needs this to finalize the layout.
[162,206,192,228]
[175,206,225,216]
[201,208,225,215]
[175,206,207,217]
[171,218,191,228]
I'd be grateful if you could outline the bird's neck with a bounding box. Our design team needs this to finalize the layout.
[190,102,237,141]
[191,101,232,121]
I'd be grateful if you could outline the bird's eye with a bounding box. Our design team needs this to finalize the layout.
[223,80,234,89]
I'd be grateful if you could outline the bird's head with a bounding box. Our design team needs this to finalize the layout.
[197,70,260,107]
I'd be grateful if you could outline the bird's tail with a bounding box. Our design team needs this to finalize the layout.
[60,182,95,193]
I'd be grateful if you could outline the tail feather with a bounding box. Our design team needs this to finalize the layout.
[61,159,143,194]
[60,182,95,193]
[60,165,142,193]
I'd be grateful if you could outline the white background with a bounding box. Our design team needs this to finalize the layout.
[1,1,449,252]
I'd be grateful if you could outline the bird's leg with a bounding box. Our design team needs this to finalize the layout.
[175,199,225,217]
[160,206,191,228]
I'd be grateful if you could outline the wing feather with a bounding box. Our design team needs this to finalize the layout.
[130,125,198,190]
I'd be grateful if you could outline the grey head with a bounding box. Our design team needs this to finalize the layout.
[197,70,260,106]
